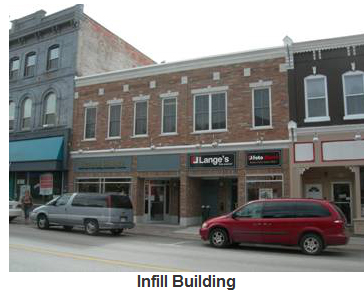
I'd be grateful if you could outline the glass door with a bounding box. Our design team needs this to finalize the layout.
[332,182,352,224]
[149,185,165,221]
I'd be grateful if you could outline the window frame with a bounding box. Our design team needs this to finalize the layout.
[9,101,15,132]
[342,70,364,120]
[83,106,97,141]
[161,97,178,135]
[21,98,32,130]
[304,74,330,123]
[9,57,20,80]
[47,44,60,71]
[252,86,272,129]
[107,103,122,139]
[42,92,57,127]
[133,100,148,137]
[24,52,37,77]
[193,91,227,133]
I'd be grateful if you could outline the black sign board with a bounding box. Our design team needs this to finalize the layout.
[246,150,281,167]
[189,153,235,168]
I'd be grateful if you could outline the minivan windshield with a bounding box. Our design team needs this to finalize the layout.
[110,195,132,209]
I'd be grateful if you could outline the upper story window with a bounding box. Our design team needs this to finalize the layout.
[24,52,36,77]
[304,75,330,123]
[162,97,177,134]
[252,88,271,128]
[342,71,364,120]
[84,106,97,140]
[21,98,32,130]
[9,57,20,80]
[47,45,59,70]
[194,92,227,132]
[108,103,122,138]
[9,101,15,131]
[43,93,56,126]
[134,100,148,136]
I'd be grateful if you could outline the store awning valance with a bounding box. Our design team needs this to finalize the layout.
[10,136,64,163]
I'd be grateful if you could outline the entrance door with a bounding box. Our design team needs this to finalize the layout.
[201,180,218,219]
[149,185,165,221]
[332,182,352,224]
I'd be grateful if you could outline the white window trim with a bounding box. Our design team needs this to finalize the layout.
[251,86,272,129]
[191,85,229,95]
[107,98,123,105]
[83,106,97,141]
[193,91,228,133]
[133,100,149,137]
[107,103,122,139]
[342,70,364,120]
[159,91,179,99]
[249,80,273,88]
[304,74,330,123]
[9,101,15,132]
[161,97,178,135]
[132,95,150,102]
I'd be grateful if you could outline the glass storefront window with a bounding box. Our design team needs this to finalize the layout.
[75,178,132,194]
[246,174,283,202]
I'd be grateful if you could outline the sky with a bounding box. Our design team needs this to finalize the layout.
[7,0,364,64]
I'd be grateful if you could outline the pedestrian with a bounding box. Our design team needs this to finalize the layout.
[21,190,33,224]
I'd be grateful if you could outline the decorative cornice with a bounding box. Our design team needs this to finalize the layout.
[296,124,364,135]
[75,46,286,87]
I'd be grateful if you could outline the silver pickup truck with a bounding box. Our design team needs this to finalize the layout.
[30,193,134,235]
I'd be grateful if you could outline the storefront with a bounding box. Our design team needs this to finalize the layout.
[290,132,364,234]
[9,134,68,203]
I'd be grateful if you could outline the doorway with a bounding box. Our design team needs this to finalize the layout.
[332,182,352,224]
[149,184,166,221]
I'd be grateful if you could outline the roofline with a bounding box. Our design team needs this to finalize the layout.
[75,46,286,87]
[291,33,364,53]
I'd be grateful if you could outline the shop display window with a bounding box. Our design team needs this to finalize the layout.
[246,174,283,202]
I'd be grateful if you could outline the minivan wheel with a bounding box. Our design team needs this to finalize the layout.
[84,219,99,236]
[209,228,229,248]
[300,233,323,255]
[110,229,123,235]
[37,214,49,230]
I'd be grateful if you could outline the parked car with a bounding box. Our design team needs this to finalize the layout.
[200,199,350,255]
[9,201,22,222]
[30,193,134,235]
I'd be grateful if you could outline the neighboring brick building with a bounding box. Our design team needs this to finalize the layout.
[285,34,364,234]
[9,4,154,202]
[70,47,291,226]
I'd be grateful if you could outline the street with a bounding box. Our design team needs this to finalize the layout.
[9,222,364,272]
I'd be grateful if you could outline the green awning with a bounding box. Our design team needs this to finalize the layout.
[9,136,64,163]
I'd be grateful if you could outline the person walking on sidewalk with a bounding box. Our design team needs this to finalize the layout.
[21,190,33,224]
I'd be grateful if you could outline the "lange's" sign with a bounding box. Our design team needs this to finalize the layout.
[246,150,281,166]
[189,153,235,168]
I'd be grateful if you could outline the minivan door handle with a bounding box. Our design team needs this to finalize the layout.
[262,223,272,226]
[253,223,262,226]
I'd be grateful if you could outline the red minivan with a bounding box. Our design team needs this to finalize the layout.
[200,199,350,255]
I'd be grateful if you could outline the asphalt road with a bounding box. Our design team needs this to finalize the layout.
[9,223,364,272]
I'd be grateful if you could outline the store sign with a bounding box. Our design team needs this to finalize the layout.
[40,173,53,196]
[73,156,132,172]
[246,150,281,167]
[189,153,235,168]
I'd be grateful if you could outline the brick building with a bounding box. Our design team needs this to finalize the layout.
[70,46,291,226]
[9,5,154,202]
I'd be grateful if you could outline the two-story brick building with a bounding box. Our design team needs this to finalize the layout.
[286,34,364,234]
[9,5,154,202]
[70,47,291,226]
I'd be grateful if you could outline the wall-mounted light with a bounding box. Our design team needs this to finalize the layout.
[354,132,362,141]
[212,141,218,148]
[313,133,319,142]
[150,144,155,150]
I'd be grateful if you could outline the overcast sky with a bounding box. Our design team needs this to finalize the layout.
[7,0,364,63]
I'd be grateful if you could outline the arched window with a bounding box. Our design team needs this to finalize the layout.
[9,101,15,131]
[43,92,56,126]
[24,52,36,77]
[47,45,59,70]
[21,98,32,130]
[9,57,20,80]
[342,71,364,119]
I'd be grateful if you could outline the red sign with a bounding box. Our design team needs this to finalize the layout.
[40,173,53,195]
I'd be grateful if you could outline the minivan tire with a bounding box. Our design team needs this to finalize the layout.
[37,214,49,230]
[209,228,229,248]
[300,233,323,255]
[110,229,123,235]
[84,219,99,236]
